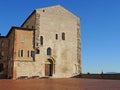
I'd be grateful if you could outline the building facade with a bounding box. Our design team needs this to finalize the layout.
[0,36,9,78]
[0,5,81,79]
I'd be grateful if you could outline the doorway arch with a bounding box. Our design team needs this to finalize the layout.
[0,63,3,72]
[45,59,55,76]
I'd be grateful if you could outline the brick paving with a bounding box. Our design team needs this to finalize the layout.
[0,78,120,90]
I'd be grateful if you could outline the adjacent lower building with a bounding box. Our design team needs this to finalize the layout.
[0,5,81,79]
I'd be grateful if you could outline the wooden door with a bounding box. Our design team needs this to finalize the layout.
[45,64,50,76]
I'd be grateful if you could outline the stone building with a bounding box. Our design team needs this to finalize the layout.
[0,36,9,78]
[0,5,81,79]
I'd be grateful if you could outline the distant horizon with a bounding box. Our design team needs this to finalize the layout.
[82,72,120,74]
[0,0,120,73]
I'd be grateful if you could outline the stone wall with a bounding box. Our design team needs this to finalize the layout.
[7,29,15,78]
[35,5,81,77]
[14,60,44,78]
[0,37,9,78]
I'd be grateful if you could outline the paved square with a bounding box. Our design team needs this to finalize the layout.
[0,78,120,90]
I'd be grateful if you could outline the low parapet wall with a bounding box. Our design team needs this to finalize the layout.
[81,74,120,80]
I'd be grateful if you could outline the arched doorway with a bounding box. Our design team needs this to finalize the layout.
[0,63,3,72]
[45,59,54,76]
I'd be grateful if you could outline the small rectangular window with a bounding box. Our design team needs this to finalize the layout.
[18,50,24,57]
[21,50,24,57]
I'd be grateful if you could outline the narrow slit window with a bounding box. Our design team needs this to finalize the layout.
[56,34,58,40]
[32,25,34,29]
[28,50,29,57]
[40,36,43,45]
[21,50,24,57]
[31,51,35,57]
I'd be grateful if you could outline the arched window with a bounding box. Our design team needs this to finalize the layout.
[47,47,51,56]
[0,63,3,72]
[40,36,43,45]
[62,32,65,40]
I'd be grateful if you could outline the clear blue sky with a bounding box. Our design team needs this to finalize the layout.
[0,0,120,73]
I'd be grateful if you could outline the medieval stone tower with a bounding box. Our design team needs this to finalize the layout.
[0,5,81,79]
